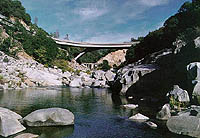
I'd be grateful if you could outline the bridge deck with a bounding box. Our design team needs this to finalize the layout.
[53,38,139,48]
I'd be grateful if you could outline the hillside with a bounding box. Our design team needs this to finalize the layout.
[0,1,71,67]
[126,0,200,64]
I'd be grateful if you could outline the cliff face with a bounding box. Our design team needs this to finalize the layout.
[97,49,127,67]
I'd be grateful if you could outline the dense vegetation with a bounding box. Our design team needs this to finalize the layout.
[0,0,115,66]
[0,0,70,67]
[0,0,31,24]
[79,49,116,63]
[126,0,200,64]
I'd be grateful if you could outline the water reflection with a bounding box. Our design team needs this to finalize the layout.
[0,87,190,138]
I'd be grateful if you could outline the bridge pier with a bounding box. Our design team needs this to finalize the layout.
[74,51,86,61]
[81,63,99,70]
[74,48,99,61]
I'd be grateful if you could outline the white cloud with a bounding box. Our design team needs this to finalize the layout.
[85,32,135,43]
[20,0,173,43]
[139,0,170,7]
[75,8,107,20]
[55,0,72,4]
[73,0,108,20]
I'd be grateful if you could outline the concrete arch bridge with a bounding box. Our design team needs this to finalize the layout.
[52,38,139,61]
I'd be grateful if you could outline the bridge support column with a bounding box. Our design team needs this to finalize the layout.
[74,48,98,61]
[74,51,86,61]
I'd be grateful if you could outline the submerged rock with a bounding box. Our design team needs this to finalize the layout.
[23,108,74,127]
[156,104,171,120]
[167,116,200,138]
[0,107,26,137]
[121,104,138,110]
[144,121,157,129]
[129,113,149,122]
[14,133,39,138]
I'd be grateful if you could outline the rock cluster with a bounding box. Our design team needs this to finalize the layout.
[0,51,116,90]
[110,36,200,137]
[97,49,127,67]
[167,105,200,138]
[110,64,157,95]
[166,85,190,103]
[69,70,116,88]
[0,107,74,137]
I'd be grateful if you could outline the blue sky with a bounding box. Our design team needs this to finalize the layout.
[19,0,189,43]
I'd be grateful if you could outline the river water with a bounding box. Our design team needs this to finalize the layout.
[0,87,190,138]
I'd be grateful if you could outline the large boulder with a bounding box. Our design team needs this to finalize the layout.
[166,85,190,102]
[187,62,200,98]
[167,116,200,137]
[62,71,71,79]
[111,64,157,95]
[92,70,106,80]
[156,104,171,120]
[81,74,95,87]
[23,108,74,127]
[167,105,200,137]
[69,77,83,88]
[92,80,107,88]
[0,107,22,120]
[105,70,116,82]
[24,68,62,86]
[0,107,26,137]
[187,62,200,81]
[177,105,200,117]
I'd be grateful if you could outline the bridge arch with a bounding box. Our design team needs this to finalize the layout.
[52,38,139,61]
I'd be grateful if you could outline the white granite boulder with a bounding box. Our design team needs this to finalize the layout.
[0,107,26,137]
[167,85,190,102]
[167,116,200,137]
[187,62,200,97]
[23,108,74,127]
[69,77,83,88]
[121,104,138,110]
[129,113,149,122]
[156,104,171,120]
[105,70,116,82]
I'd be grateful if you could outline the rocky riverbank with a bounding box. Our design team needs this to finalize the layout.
[0,51,116,90]
[109,36,200,137]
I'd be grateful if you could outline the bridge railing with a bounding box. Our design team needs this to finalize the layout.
[53,37,139,48]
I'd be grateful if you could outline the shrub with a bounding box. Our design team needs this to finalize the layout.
[98,60,111,71]
[126,0,200,64]
[0,75,4,84]
[3,56,9,62]
[0,0,31,24]
[52,59,74,72]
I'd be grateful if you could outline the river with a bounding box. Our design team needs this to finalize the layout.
[0,87,190,138]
